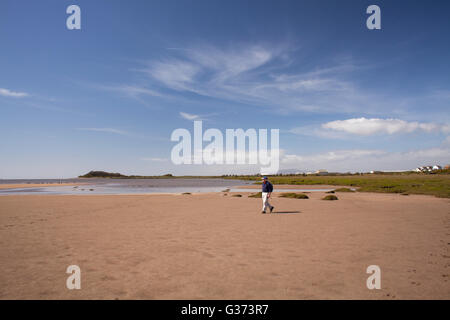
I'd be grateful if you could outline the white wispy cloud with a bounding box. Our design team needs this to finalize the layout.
[290,118,450,139]
[179,112,201,120]
[77,127,129,135]
[97,84,162,98]
[95,44,450,118]
[321,118,450,135]
[136,44,381,114]
[149,60,200,92]
[0,87,29,98]
[116,85,162,97]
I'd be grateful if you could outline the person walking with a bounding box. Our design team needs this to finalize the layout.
[261,176,274,214]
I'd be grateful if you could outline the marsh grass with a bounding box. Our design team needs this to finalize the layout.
[228,174,450,198]
[280,193,309,199]
[322,195,338,200]
[248,192,262,198]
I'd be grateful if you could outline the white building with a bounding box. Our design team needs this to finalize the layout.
[414,165,441,172]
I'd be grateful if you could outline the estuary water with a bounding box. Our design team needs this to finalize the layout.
[0,178,251,195]
[0,178,336,195]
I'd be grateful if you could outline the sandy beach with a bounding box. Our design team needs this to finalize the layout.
[0,183,82,190]
[0,189,448,299]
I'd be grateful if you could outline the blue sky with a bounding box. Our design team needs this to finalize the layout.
[1,0,450,178]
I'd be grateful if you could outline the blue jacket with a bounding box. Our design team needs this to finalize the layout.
[262,181,273,193]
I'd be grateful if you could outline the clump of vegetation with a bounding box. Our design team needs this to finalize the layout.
[280,193,309,199]
[222,189,230,192]
[182,192,191,195]
[79,171,127,178]
[232,194,242,197]
[248,192,262,198]
[326,190,335,193]
[322,195,338,200]
[334,188,355,192]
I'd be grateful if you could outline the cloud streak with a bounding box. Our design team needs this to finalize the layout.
[137,45,380,114]
[0,88,29,98]
[77,128,129,135]
[179,112,202,121]
[290,117,450,138]
[321,118,450,135]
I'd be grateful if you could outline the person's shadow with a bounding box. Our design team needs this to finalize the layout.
[271,211,300,214]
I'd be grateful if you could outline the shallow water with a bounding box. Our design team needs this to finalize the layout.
[0,178,252,195]
[0,178,341,195]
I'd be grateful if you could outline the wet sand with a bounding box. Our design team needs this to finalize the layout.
[0,191,448,299]
[0,183,82,190]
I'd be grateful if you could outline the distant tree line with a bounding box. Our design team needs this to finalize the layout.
[79,171,127,178]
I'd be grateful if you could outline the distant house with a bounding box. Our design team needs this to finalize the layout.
[315,169,328,175]
[414,165,442,172]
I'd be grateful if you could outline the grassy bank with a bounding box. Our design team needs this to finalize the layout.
[226,174,450,198]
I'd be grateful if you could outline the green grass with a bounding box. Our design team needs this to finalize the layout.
[232,194,242,197]
[322,195,338,200]
[226,174,450,198]
[279,193,309,199]
[248,192,262,198]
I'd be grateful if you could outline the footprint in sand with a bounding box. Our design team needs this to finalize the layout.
[101,275,117,281]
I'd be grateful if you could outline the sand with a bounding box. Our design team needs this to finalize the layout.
[0,190,448,299]
[0,183,82,190]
